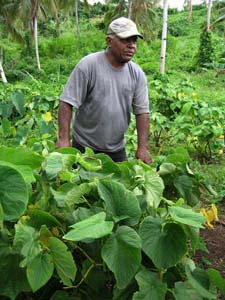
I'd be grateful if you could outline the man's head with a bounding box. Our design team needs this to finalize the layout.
[106,17,143,65]
[107,17,143,40]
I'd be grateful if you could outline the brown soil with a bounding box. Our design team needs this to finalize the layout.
[194,210,225,299]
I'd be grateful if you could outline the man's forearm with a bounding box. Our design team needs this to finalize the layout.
[135,113,152,164]
[136,113,149,149]
[56,101,73,148]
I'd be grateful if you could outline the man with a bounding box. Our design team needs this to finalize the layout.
[56,17,152,164]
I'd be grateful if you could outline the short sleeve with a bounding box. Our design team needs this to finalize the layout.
[60,66,88,109]
[132,70,149,115]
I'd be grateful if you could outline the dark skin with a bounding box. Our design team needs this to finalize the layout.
[56,34,152,164]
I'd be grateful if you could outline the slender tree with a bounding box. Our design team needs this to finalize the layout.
[188,0,193,22]
[75,0,80,36]
[184,0,193,22]
[206,0,213,31]
[159,0,168,74]
[30,0,41,70]
[128,0,133,19]
[0,49,7,83]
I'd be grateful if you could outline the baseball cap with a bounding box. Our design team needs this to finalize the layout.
[107,17,143,39]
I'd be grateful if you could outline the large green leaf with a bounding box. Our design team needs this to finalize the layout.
[0,163,28,220]
[97,180,141,225]
[10,91,26,116]
[0,161,35,186]
[174,281,203,300]
[143,171,164,208]
[185,262,216,299]
[174,175,200,206]
[44,152,76,180]
[101,226,142,289]
[168,206,205,228]
[63,212,113,241]
[0,253,30,300]
[26,253,54,292]
[0,147,43,169]
[13,223,41,268]
[49,237,77,286]
[140,217,187,269]
[133,269,167,300]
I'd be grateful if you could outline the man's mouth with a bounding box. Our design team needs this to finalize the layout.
[124,52,134,57]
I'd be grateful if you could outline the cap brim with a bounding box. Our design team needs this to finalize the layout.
[117,32,144,39]
[107,28,143,39]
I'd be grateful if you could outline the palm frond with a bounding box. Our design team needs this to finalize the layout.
[213,13,225,24]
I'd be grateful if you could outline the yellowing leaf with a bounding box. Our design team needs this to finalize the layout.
[200,204,219,229]
[178,92,185,97]
[42,112,53,122]
[51,227,59,237]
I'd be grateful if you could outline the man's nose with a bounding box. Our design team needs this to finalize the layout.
[128,40,136,48]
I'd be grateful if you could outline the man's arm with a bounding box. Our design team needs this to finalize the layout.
[135,113,152,164]
[56,101,73,148]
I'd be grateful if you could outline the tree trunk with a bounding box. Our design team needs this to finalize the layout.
[160,0,168,74]
[0,48,7,83]
[206,0,213,31]
[33,16,41,71]
[128,0,133,19]
[75,0,80,37]
[30,0,41,71]
[188,0,192,22]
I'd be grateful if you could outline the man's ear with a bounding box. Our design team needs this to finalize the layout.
[106,36,113,47]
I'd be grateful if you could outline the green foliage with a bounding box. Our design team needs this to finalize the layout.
[0,147,223,299]
[149,74,224,161]
[0,3,225,299]
[0,163,28,220]
[197,30,215,68]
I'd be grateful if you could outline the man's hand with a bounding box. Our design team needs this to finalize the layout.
[135,146,152,165]
[135,114,152,165]
[56,139,71,149]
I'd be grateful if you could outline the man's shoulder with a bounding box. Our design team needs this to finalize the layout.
[127,60,146,80]
[78,51,104,66]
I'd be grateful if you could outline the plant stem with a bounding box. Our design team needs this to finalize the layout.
[64,262,103,289]
[75,244,95,264]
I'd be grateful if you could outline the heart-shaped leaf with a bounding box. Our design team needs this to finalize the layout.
[101,226,141,289]
[140,217,187,269]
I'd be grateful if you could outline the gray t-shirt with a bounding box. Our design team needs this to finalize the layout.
[60,51,149,152]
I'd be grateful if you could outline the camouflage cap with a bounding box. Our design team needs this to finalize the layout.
[107,17,143,39]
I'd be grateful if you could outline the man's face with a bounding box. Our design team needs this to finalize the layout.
[107,35,137,64]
